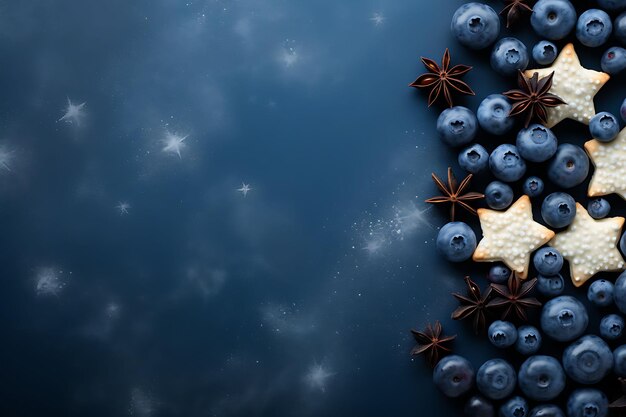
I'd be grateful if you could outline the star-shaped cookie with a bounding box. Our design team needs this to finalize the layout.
[473,195,554,279]
[585,127,626,199]
[550,203,625,287]
[524,43,610,128]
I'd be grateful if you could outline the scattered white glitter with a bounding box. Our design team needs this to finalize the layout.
[525,43,609,127]
[369,12,385,26]
[116,201,131,215]
[58,97,86,126]
[280,39,299,67]
[161,131,188,159]
[585,127,626,199]
[237,183,252,197]
[550,203,625,286]
[35,268,66,296]
[261,302,316,336]
[304,362,335,392]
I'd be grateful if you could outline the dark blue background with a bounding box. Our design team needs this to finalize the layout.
[0,0,625,416]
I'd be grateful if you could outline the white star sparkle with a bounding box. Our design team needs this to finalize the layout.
[116,201,130,215]
[162,131,188,159]
[58,97,86,126]
[237,183,252,197]
[304,362,335,392]
[0,145,14,172]
[369,12,385,26]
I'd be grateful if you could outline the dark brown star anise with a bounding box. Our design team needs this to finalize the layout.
[425,167,484,221]
[610,378,626,416]
[452,276,494,334]
[488,273,542,321]
[500,0,534,28]
[503,71,566,128]
[410,320,456,367]
[409,49,475,107]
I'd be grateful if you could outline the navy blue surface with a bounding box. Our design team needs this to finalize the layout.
[1,1,626,416]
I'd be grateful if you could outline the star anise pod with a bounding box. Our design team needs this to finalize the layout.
[487,273,542,321]
[452,276,494,334]
[609,378,626,416]
[503,71,566,128]
[410,320,456,367]
[409,49,475,107]
[425,167,484,221]
[500,0,534,28]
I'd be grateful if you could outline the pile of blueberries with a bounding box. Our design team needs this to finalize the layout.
[417,1,626,417]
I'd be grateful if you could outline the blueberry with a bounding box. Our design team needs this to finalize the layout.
[437,106,478,147]
[523,176,544,198]
[516,124,557,163]
[490,38,529,77]
[601,47,626,75]
[529,405,565,417]
[516,326,543,355]
[477,94,514,135]
[489,144,526,182]
[621,97,626,122]
[476,359,516,400]
[464,395,495,417]
[547,144,589,188]
[567,389,608,417]
[541,192,576,229]
[499,396,528,417]
[488,320,517,348]
[587,198,611,219]
[485,181,514,210]
[459,144,490,174]
[532,41,558,65]
[614,271,626,314]
[533,247,563,276]
[600,314,624,340]
[537,274,565,297]
[598,0,626,11]
[451,3,500,50]
[531,0,577,40]
[541,295,588,342]
[588,279,615,308]
[562,335,613,384]
[617,12,626,45]
[488,264,511,284]
[436,222,477,262]
[614,345,626,376]
[621,232,626,257]
[576,9,612,48]
[518,355,565,401]
[589,112,620,142]
[433,355,475,398]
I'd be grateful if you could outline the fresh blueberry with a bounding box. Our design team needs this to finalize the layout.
[601,47,626,75]
[476,359,516,400]
[488,320,517,348]
[621,97,626,122]
[617,12,626,45]
[588,279,615,307]
[451,3,501,50]
[523,176,544,198]
[614,271,626,314]
[541,192,576,229]
[477,94,514,135]
[529,405,565,417]
[499,396,528,417]
[533,247,563,276]
[567,389,608,417]
[537,274,565,297]
[532,41,558,65]
[547,144,589,188]
[437,106,478,147]
[614,345,626,376]
[490,38,529,77]
[516,326,543,355]
[541,295,588,342]
[516,124,558,163]
[489,144,526,182]
[436,222,477,263]
[485,181,514,210]
[587,198,611,219]
[576,9,612,48]
[589,112,620,142]
[488,264,511,284]
[518,355,565,401]
[433,355,475,398]
[531,0,577,40]
[459,144,490,174]
[598,0,626,11]
[562,335,613,384]
[464,395,495,417]
[600,314,624,340]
